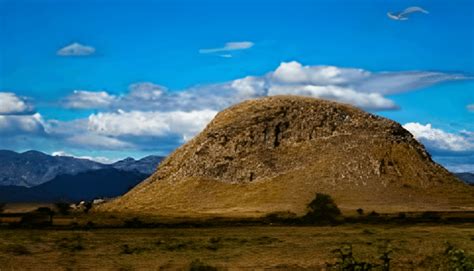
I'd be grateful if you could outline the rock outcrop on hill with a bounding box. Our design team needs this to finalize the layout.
[100,96,474,217]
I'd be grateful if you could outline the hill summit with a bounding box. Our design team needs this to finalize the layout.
[100,96,474,217]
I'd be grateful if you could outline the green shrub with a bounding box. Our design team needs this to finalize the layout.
[331,244,374,270]
[328,243,392,271]
[303,193,341,224]
[445,243,474,270]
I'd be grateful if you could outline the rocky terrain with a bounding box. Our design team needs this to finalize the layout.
[100,96,474,217]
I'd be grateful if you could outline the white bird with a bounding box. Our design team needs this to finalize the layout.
[387,6,429,20]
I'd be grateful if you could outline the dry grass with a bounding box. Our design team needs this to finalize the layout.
[0,224,472,270]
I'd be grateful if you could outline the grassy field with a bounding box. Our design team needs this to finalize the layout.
[0,224,473,270]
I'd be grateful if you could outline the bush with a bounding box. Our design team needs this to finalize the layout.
[368,211,380,217]
[0,203,5,213]
[20,207,55,226]
[124,217,145,228]
[303,193,341,224]
[397,212,406,220]
[328,243,392,271]
[83,202,93,213]
[445,242,474,270]
[54,202,71,215]
[356,208,364,215]
[330,244,374,270]
[420,211,441,221]
[264,211,298,223]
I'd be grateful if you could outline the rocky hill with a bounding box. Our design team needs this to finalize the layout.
[99,96,474,217]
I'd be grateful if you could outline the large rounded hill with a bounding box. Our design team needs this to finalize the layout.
[99,96,474,217]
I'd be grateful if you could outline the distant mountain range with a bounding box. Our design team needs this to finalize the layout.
[0,150,163,187]
[0,168,149,203]
[455,172,474,185]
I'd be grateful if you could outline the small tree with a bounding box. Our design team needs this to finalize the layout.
[356,208,364,216]
[304,193,341,224]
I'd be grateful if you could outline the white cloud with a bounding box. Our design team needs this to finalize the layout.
[0,92,34,115]
[5,61,468,155]
[67,134,134,150]
[272,61,467,95]
[57,42,96,56]
[268,85,397,110]
[64,90,117,109]
[0,113,45,134]
[272,61,370,85]
[403,122,474,152]
[88,109,217,141]
[52,150,115,164]
[468,104,474,112]
[61,61,466,113]
[128,82,166,101]
[355,71,468,95]
[199,41,254,54]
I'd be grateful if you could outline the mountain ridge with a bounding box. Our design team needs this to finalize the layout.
[0,168,148,203]
[0,150,163,187]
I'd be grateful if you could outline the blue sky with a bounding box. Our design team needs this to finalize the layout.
[0,0,473,171]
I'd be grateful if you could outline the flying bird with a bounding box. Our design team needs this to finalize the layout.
[387,6,429,20]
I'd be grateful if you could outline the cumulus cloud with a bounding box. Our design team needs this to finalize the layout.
[63,90,117,109]
[61,61,467,112]
[127,82,166,101]
[88,109,217,141]
[67,134,134,150]
[0,113,45,135]
[272,61,467,95]
[268,85,397,110]
[403,122,474,152]
[57,42,96,56]
[199,41,254,54]
[4,61,470,156]
[0,92,43,135]
[0,92,34,115]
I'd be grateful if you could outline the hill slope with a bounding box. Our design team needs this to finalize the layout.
[99,96,474,217]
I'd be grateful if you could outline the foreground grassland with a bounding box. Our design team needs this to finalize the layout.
[0,224,473,270]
